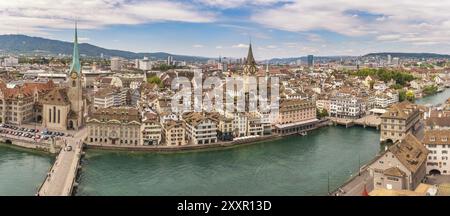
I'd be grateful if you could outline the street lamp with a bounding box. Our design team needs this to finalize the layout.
[358,154,361,176]
[327,171,330,195]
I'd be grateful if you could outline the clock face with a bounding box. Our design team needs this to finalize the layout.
[71,72,78,79]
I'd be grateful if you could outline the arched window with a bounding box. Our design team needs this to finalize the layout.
[53,106,56,123]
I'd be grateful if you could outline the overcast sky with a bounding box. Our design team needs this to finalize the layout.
[1,0,450,59]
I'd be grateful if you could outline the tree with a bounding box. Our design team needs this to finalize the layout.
[422,85,438,96]
[399,90,406,102]
[316,108,329,118]
[147,75,164,88]
[406,90,415,102]
[391,84,403,90]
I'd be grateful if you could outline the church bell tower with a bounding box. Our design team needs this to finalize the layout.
[67,23,84,128]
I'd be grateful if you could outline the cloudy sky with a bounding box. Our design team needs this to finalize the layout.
[1,0,450,59]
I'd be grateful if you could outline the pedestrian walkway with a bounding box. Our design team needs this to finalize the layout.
[37,129,87,196]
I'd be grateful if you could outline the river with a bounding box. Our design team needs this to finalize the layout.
[0,145,52,195]
[0,88,448,196]
[77,127,380,196]
[76,87,450,196]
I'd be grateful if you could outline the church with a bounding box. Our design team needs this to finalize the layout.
[41,24,86,131]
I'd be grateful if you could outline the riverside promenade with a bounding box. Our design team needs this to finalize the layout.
[37,128,87,196]
[330,154,382,196]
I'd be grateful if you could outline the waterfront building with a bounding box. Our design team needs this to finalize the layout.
[423,130,450,175]
[368,133,428,191]
[41,25,86,131]
[86,107,141,146]
[162,120,186,146]
[330,93,366,119]
[275,98,318,135]
[316,99,330,112]
[0,80,54,124]
[183,112,218,145]
[141,112,162,145]
[214,115,234,141]
[247,112,264,136]
[232,112,248,137]
[368,91,399,109]
[380,101,421,143]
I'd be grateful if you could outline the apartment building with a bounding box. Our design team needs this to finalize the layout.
[369,91,399,109]
[183,112,218,145]
[275,98,318,135]
[380,101,421,143]
[368,133,428,191]
[0,80,54,125]
[316,99,331,112]
[423,130,450,175]
[93,87,127,109]
[141,112,162,146]
[330,93,366,119]
[209,112,234,141]
[162,120,186,146]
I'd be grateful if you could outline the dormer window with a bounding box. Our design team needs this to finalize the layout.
[430,137,436,142]
[443,137,448,142]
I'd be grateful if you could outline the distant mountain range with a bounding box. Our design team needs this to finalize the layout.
[267,56,354,64]
[0,34,209,62]
[1,35,450,63]
[363,52,450,59]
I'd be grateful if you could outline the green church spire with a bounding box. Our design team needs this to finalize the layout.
[69,22,81,74]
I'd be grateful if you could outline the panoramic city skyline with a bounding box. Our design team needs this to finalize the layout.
[2,0,450,59]
[2,0,450,201]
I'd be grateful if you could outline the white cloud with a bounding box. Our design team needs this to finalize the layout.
[251,0,450,46]
[0,0,215,35]
[197,0,288,8]
[193,44,204,48]
[232,43,249,48]
[216,45,223,49]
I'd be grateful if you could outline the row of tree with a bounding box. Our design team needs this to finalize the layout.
[352,68,415,86]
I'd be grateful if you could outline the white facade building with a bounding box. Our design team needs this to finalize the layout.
[330,93,366,119]
[423,130,450,175]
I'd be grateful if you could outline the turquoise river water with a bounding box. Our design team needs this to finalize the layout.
[0,88,448,195]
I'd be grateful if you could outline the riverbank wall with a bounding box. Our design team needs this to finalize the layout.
[86,135,284,153]
[86,119,331,153]
[0,135,58,154]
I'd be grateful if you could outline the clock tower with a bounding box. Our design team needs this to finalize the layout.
[67,23,84,129]
[243,42,257,75]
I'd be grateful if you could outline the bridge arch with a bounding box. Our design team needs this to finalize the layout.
[429,169,441,175]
